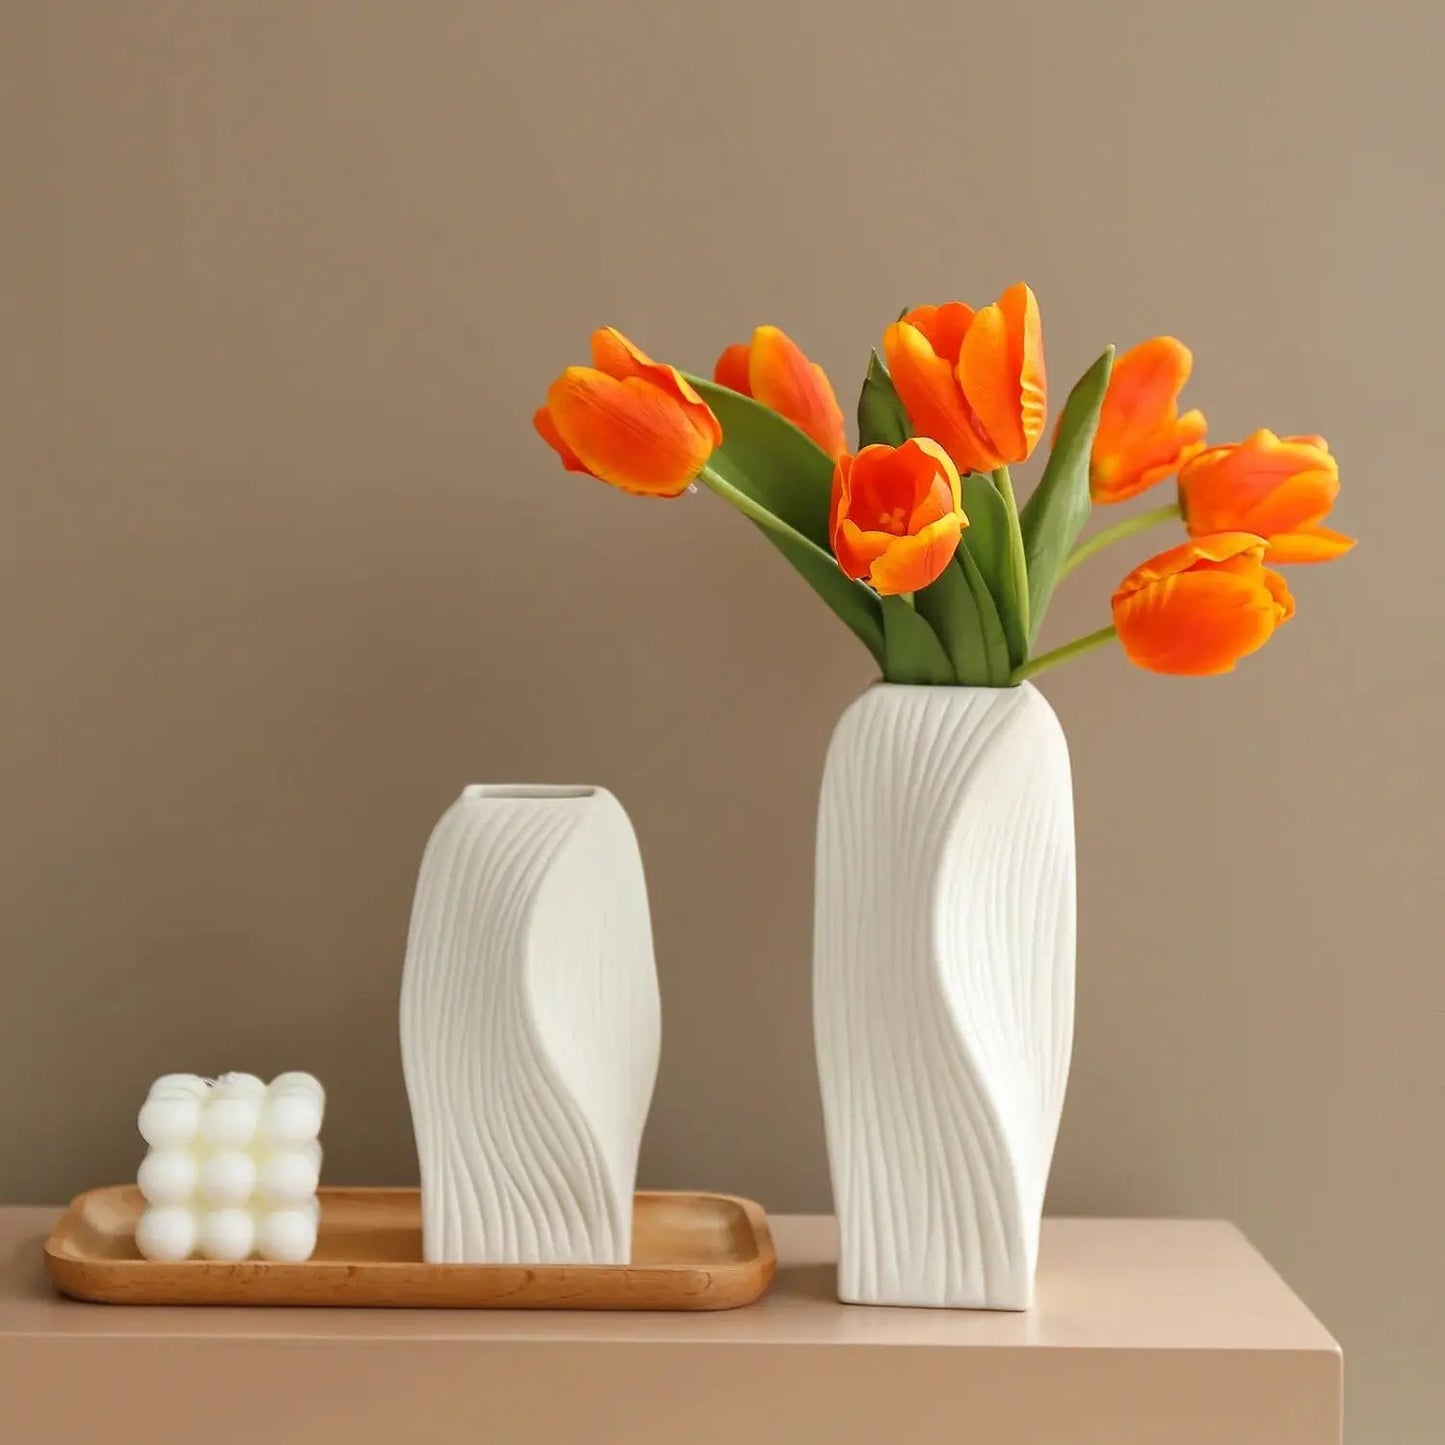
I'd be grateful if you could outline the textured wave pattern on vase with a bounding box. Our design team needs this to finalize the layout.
[400,785,661,1266]
[814,683,1075,1309]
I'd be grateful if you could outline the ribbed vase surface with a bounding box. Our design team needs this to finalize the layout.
[814,683,1075,1309]
[401,785,660,1266]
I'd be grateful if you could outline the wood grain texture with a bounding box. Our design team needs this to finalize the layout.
[43,1186,775,1310]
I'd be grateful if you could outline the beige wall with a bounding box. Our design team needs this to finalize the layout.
[4,2,1441,1438]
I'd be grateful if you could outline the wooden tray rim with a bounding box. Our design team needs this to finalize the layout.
[44,1186,778,1312]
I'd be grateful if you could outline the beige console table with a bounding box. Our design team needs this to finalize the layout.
[0,1210,1340,1444]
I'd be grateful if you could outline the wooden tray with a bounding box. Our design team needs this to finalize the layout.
[45,1186,776,1311]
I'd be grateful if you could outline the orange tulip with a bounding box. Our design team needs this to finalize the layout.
[829,438,967,596]
[881,282,1046,475]
[1112,533,1295,676]
[534,327,722,498]
[1178,430,1354,563]
[1089,337,1207,503]
[713,325,848,459]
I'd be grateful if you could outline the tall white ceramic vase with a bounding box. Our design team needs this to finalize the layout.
[400,785,661,1266]
[814,683,1075,1310]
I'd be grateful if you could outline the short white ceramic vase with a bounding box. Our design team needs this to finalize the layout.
[814,683,1075,1309]
[400,785,661,1266]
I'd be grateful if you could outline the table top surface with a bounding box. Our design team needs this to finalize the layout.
[0,1208,1339,1354]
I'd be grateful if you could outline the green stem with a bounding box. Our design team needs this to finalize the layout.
[696,464,788,535]
[992,465,1031,643]
[1012,624,1118,683]
[1062,501,1182,578]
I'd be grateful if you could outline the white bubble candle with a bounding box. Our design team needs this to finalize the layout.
[135,1073,325,1263]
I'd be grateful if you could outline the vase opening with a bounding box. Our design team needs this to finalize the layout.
[461,785,597,801]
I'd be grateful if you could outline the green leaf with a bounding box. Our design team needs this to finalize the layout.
[682,374,885,663]
[856,350,912,448]
[1019,347,1114,644]
[703,454,886,665]
[755,521,887,664]
[915,552,1011,686]
[880,597,955,685]
[955,548,1013,684]
[959,473,1028,667]
[683,375,832,545]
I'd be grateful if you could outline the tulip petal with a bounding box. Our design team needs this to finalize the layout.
[957,283,1046,465]
[1089,338,1204,503]
[1100,338,1193,444]
[589,327,722,449]
[591,326,657,382]
[533,405,592,475]
[884,320,999,474]
[1129,416,1207,497]
[1179,430,1344,549]
[713,343,754,397]
[844,445,904,529]
[830,439,966,595]
[1183,430,1335,507]
[1263,566,1296,621]
[1113,532,1292,676]
[1265,525,1357,564]
[1114,569,1280,675]
[1169,408,1210,463]
[834,517,896,580]
[867,513,964,596]
[747,325,848,459]
[1094,408,1208,504]
[1002,281,1047,458]
[829,451,855,541]
[957,302,1013,460]
[547,367,716,498]
[1235,468,1341,534]
[1117,531,1268,592]
[904,437,964,529]
[843,438,961,533]
[900,302,975,366]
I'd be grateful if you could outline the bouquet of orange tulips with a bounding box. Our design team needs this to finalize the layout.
[536,286,1352,683]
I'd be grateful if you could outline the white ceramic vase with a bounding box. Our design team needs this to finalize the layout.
[400,785,661,1266]
[813,683,1075,1310]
